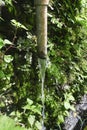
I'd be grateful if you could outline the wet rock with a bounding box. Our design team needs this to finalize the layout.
[63,94,87,130]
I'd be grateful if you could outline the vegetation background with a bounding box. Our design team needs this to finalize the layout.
[0,0,87,129]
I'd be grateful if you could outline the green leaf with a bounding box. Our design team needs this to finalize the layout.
[69,105,75,111]
[35,121,42,130]
[28,128,32,130]
[4,55,13,63]
[28,115,35,127]
[64,101,71,110]
[4,39,12,45]
[27,98,33,105]
[58,115,64,124]
[0,38,4,49]
[11,19,28,30]
[0,17,4,21]
[64,93,75,101]
[4,0,12,6]
[0,115,15,130]
[23,104,31,110]
[31,106,41,115]
[84,126,87,130]
[0,115,26,130]
[68,94,75,101]
[0,70,5,79]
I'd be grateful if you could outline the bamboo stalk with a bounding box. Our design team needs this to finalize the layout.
[35,0,49,59]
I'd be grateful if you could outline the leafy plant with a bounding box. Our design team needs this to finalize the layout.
[0,0,87,129]
[11,19,28,30]
[0,115,27,130]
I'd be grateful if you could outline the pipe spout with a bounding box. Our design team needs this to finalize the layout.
[35,0,49,59]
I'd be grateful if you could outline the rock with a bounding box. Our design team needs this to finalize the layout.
[63,94,87,130]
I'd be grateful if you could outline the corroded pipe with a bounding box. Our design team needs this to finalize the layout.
[35,0,49,59]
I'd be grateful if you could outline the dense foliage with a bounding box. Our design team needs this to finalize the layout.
[0,0,87,129]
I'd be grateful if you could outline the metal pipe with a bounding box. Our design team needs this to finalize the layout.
[35,0,49,59]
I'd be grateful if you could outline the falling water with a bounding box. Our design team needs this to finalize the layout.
[38,58,46,130]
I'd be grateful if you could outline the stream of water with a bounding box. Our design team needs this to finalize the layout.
[38,58,46,130]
